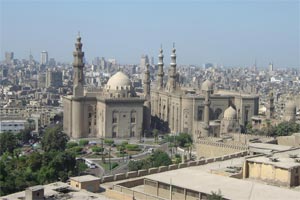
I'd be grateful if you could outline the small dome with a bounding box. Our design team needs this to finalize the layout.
[201,79,214,91]
[106,71,132,90]
[224,106,237,120]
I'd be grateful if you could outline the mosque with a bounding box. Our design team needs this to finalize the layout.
[63,36,259,139]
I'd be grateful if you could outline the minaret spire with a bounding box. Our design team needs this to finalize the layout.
[73,34,85,96]
[157,45,164,90]
[167,44,177,92]
[143,63,151,98]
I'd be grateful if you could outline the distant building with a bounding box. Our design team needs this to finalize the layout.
[63,36,148,139]
[48,58,56,67]
[70,175,101,193]
[243,148,300,187]
[5,52,14,65]
[46,69,62,88]
[269,62,274,72]
[140,54,149,68]
[38,73,46,88]
[0,119,27,133]
[40,51,48,65]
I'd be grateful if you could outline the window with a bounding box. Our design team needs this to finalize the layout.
[130,131,135,137]
[88,113,92,118]
[131,117,136,123]
[197,106,203,121]
[158,183,169,190]
[112,117,117,123]
[112,131,117,138]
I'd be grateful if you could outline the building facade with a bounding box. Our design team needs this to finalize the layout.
[63,36,147,139]
[151,47,259,138]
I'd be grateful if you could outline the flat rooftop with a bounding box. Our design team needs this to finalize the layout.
[246,148,300,169]
[145,166,300,200]
[249,143,294,152]
[1,182,112,200]
[70,175,101,182]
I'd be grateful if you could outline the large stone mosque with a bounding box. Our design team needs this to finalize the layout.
[63,36,259,139]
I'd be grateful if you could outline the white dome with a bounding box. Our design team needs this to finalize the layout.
[224,106,237,120]
[201,79,214,91]
[106,71,132,90]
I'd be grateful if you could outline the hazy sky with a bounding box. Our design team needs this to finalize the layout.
[1,0,299,68]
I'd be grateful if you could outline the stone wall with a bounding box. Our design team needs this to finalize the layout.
[195,139,248,158]
[101,151,248,184]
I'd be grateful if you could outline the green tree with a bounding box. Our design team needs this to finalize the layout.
[153,129,159,143]
[79,139,89,146]
[41,125,68,152]
[176,133,193,148]
[16,128,33,144]
[150,150,172,167]
[0,132,18,155]
[104,139,114,146]
[66,141,79,149]
[208,189,223,200]
[91,146,104,153]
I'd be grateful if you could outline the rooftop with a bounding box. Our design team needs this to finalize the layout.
[246,148,300,169]
[145,166,300,200]
[70,175,101,182]
[1,182,112,200]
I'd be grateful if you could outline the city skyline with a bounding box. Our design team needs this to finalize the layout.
[1,0,299,67]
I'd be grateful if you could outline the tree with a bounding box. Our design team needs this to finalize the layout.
[79,139,89,146]
[151,150,172,167]
[41,125,68,152]
[208,189,223,200]
[0,132,18,155]
[91,146,104,153]
[153,129,159,143]
[104,139,114,146]
[176,133,193,148]
[16,128,33,144]
[66,141,79,149]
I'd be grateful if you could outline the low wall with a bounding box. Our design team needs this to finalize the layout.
[102,175,114,183]
[168,164,178,170]
[126,171,138,179]
[196,139,248,158]
[137,169,148,177]
[113,185,165,200]
[148,167,159,174]
[114,173,126,181]
[158,166,168,172]
[101,151,247,183]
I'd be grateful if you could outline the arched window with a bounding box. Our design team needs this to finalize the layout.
[131,110,136,123]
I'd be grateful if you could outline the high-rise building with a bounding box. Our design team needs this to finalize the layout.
[269,62,274,72]
[41,51,48,65]
[5,52,14,65]
[140,55,149,68]
[46,69,62,88]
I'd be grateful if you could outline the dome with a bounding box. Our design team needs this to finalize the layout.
[106,71,132,90]
[224,106,237,120]
[201,79,214,91]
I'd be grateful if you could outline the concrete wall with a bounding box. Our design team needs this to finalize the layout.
[101,152,247,184]
[277,134,300,147]
[196,140,248,158]
[245,161,295,187]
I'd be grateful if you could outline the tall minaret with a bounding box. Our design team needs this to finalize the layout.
[167,44,177,92]
[157,46,164,90]
[143,63,151,98]
[143,63,151,130]
[267,92,275,119]
[73,34,85,97]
